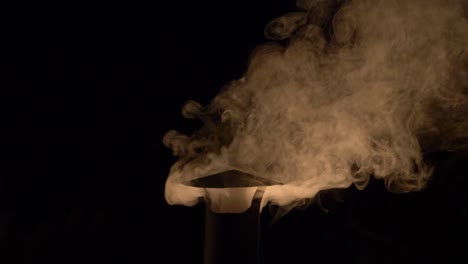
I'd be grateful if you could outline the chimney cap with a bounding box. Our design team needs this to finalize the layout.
[184,169,282,188]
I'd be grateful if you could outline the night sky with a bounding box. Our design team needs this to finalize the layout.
[6,0,468,263]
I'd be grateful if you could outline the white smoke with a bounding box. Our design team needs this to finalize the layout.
[164,0,468,211]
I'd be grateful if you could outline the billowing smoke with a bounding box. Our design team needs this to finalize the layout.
[163,0,468,211]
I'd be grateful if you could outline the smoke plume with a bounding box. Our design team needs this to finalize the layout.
[163,0,468,211]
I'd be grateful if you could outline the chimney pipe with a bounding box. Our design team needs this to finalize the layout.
[184,169,280,264]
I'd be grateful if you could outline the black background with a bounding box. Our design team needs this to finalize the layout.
[5,0,468,263]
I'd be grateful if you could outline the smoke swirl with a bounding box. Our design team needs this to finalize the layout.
[164,0,468,210]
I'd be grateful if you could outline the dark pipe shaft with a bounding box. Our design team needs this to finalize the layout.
[203,197,261,264]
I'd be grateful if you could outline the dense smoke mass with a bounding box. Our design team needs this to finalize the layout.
[164,0,468,210]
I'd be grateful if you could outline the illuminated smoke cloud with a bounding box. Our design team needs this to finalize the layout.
[163,0,468,211]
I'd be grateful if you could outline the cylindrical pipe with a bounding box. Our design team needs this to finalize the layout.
[203,187,264,264]
[183,170,278,264]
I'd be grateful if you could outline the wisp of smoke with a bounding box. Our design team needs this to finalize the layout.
[163,0,468,212]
